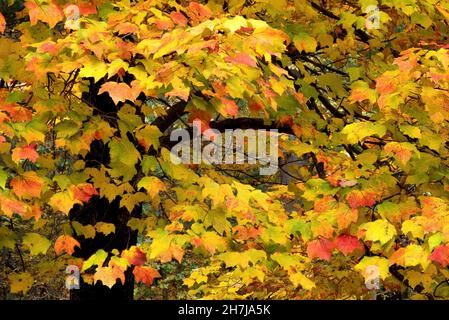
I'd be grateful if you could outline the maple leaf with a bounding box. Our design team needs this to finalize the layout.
[187,1,212,23]
[137,176,166,198]
[429,245,449,267]
[133,266,161,286]
[224,53,257,67]
[95,222,115,236]
[10,171,44,199]
[389,244,428,269]
[328,203,357,231]
[334,235,364,256]
[9,272,34,294]
[82,249,108,272]
[49,190,80,214]
[360,219,397,245]
[135,125,162,151]
[94,265,125,289]
[341,122,386,144]
[217,98,239,117]
[348,81,377,104]
[233,226,262,241]
[170,11,188,27]
[54,235,80,256]
[11,145,39,163]
[98,82,139,105]
[122,246,147,266]
[70,183,98,202]
[0,194,27,217]
[290,272,316,291]
[25,0,64,28]
[22,233,51,255]
[307,238,335,261]
[346,190,381,209]
[72,221,96,239]
[384,142,418,165]
[355,256,391,281]
[293,32,317,53]
[0,12,5,34]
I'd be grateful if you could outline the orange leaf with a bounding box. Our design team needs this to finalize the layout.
[54,235,80,256]
[94,265,125,288]
[25,0,64,28]
[0,12,5,34]
[0,194,27,217]
[187,2,212,24]
[70,183,98,202]
[346,190,381,209]
[10,171,44,198]
[133,266,161,286]
[22,203,42,221]
[170,11,188,27]
[11,145,39,163]
[218,98,238,117]
[98,82,139,105]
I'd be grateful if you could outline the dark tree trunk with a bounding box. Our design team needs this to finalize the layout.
[68,79,140,300]
[69,197,140,300]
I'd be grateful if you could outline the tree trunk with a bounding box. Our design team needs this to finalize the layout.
[69,197,140,300]
[68,79,140,300]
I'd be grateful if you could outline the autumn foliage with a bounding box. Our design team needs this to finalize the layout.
[1,0,449,300]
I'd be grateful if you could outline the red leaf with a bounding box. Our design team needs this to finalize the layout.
[334,235,364,256]
[429,245,449,267]
[307,238,335,261]
[122,246,147,266]
[133,266,161,286]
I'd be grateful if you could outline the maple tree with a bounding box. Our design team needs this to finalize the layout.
[1,0,449,300]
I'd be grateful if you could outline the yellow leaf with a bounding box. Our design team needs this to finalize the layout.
[342,122,386,144]
[137,176,166,198]
[293,32,317,53]
[360,219,396,245]
[355,256,390,280]
[82,249,108,272]
[95,222,116,236]
[49,190,80,214]
[22,233,51,255]
[72,221,96,239]
[289,272,316,290]
[9,272,34,294]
